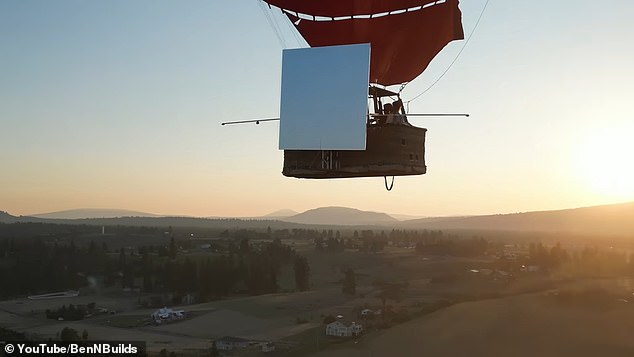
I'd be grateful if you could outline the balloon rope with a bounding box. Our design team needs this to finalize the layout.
[258,0,286,47]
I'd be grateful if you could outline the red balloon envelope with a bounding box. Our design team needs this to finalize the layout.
[262,0,464,86]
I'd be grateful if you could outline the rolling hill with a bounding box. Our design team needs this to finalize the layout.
[0,211,31,224]
[403,201,634,236]
[3,201,634,236]
[30,208,161,219]
[263,209,299,219]
[282,206,398,226]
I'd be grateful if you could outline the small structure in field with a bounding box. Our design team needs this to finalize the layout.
[150,307,185,324]
[325,321,363,337]
[214,336,251,351]
[261,342,275,352]
[520,265,540,272]
[28,290,79,300]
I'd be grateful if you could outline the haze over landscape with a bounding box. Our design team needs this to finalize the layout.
[4,200,634,237]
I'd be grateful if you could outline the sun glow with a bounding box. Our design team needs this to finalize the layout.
[576,124,634,201]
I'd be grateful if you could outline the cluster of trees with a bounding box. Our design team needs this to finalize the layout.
[314,237,345,252]
[309,229,492,255]
[0,222,103,239]
[59,327,88,341]
[389,229,444,247]
[527,242,634,276]
[222,227,396,255]
[130,238,309,299]
[0,238,109,298]
[230,227,391,253]
[0,327,26,340]
[415,234,489,257]
[294,255,310,291]
[342,268,356,295]
[358,230,388,253]
[312,230,388,253]
[221,227,329,242]
[526,242,568,269]
[268,228,335,241]
[223,228,495,258]
[0,227,312,300]
[45,303,93,321]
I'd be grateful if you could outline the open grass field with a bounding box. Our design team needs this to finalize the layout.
[308,278,634,357]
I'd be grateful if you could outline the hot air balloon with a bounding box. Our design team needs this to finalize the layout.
[224,0,466,188]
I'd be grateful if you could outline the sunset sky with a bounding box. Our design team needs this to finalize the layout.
[1,0,633,218]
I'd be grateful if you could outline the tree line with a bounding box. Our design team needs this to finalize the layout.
[0,233,311,300]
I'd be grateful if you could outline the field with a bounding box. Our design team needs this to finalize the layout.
[308,278,634,357]
[0,241,503,354]
[2,233,634,356]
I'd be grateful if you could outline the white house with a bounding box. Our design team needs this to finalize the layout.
[349,322,363,336]
[326,321,349,337]
[151,307,185,323]
[325,321,363,337]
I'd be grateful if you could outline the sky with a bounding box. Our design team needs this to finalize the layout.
[1,0,634,218]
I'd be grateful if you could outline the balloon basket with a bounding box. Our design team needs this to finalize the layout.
[283,124,427,179]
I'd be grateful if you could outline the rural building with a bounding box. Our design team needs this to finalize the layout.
[325,321,363,337]
[261,342,275,352]
[215,336,250,351]
[150,307,185,323]
[520,265,540,272]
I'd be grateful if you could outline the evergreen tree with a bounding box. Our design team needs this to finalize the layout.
[60,327,80,341]
[210,341,219,357]
[293,255,310,291]
[239,238,250,255]
[169,237,177,259]
[342,269,356,295]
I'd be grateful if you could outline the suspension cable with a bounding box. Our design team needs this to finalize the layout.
[257,0,286,47]
[280,8,306,47]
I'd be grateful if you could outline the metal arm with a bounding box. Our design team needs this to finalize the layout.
[369,113,470,117]
[220,118,280,126]
[221,113,469,126]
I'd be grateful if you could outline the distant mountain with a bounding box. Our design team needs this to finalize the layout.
[403,201,634,236]
[30,208,161,219]
[0,211,310,230]
[0,211,24,224]
[0,211,45,224]
[5,201,634,236]
[283,206,397,226]
[263,209,299,219]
